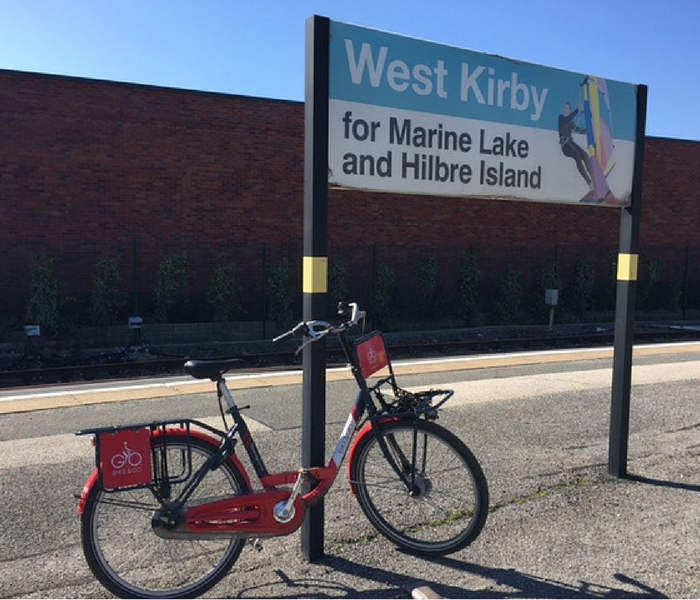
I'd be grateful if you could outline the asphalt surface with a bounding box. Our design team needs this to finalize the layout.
[0,342,698,598]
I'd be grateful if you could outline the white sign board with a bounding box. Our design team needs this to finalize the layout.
[328,21,639,206]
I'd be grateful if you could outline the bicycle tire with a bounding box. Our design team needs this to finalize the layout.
[81,434,249,599]
[350,419,488,555]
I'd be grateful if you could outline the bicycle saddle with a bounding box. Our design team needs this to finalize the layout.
[183,358,245,381]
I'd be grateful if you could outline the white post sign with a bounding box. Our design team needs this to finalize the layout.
[328,21,639,206]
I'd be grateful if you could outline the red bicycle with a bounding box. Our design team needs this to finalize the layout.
[76,302,489,598]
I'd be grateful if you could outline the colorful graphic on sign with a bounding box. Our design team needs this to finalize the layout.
[327,21,640,207]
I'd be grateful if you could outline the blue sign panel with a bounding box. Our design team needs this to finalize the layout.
[328,20,640,206]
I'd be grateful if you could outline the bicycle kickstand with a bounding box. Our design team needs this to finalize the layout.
[249,538,263,552]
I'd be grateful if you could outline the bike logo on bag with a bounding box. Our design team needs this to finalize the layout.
[358,334,388,378]
[99,427,153,489]
[365,345,377,365]
[111,441,143,475]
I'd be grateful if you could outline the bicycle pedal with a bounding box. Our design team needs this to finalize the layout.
[249,538,263,552]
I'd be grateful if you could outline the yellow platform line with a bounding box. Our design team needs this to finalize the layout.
[1,342,699,415]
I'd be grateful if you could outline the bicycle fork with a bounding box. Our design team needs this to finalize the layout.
[372,417,426,496]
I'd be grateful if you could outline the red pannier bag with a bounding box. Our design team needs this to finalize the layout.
[98,427,153,489]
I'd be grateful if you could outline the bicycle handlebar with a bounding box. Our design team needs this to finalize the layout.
[272,302,366,345]
[271,322,308,343]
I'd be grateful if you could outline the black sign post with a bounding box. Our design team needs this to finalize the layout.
[608,84,647,478]
[301,15,330,562]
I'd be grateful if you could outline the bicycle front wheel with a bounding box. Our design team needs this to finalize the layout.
[81,434,249,599]
[350,419,488,555]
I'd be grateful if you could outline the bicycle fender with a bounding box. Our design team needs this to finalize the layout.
[76,428,252,515]
[77,469,100,515]
[346,417,400,495]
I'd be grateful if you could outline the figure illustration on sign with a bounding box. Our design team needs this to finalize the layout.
[559,76,619,204]
[558,102,594,193]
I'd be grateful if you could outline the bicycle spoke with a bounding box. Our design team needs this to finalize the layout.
[351,420,488,555]
[85,489,164,512]
[81,435,248,598]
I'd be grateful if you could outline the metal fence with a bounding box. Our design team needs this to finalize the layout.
[4,239,700,337]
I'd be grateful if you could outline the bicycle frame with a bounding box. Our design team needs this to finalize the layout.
[77,315,453,541]
[178,375,371,538]
[164,330,386,539]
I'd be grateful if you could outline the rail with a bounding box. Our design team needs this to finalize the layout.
[0,323,698,388]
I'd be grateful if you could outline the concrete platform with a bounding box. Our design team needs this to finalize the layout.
[0,341,698,598]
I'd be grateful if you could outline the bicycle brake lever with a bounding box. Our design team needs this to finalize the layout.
[294,336,314,356]
[294,325,329,355]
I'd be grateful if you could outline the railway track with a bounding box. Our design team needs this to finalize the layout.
[0,324,698,389]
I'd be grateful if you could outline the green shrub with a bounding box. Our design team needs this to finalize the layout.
[153,252,188,323]
[328,260,350,317]
[207,254,244,322]
[416,255,439,319]
[492,266,521,324]
[592,254,618,311]
[567,258,595,317]
[372,263,395,326]
[266,258,294,326]
[636,257,660,311]
[89,256,125,326]
[456,251,480,324]
[530,262,559,321]
[25,253,61,333]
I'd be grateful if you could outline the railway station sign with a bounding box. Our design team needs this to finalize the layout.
[303,16,647,561]
[328,20,641,207]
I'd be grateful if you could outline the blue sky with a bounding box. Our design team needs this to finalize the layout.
[1,0,698,141]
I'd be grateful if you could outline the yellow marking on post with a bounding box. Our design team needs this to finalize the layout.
[617,253,639,281]
[303,256,328,293]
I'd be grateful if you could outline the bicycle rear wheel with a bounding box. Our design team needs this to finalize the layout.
[81,434,249,599]
[350,419,488,555]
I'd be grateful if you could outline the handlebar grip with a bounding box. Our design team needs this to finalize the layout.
[337,301,352,317]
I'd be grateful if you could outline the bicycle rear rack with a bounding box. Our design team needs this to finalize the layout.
[77,419,214,492]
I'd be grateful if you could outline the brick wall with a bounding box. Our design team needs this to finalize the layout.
[1,69,699,322]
